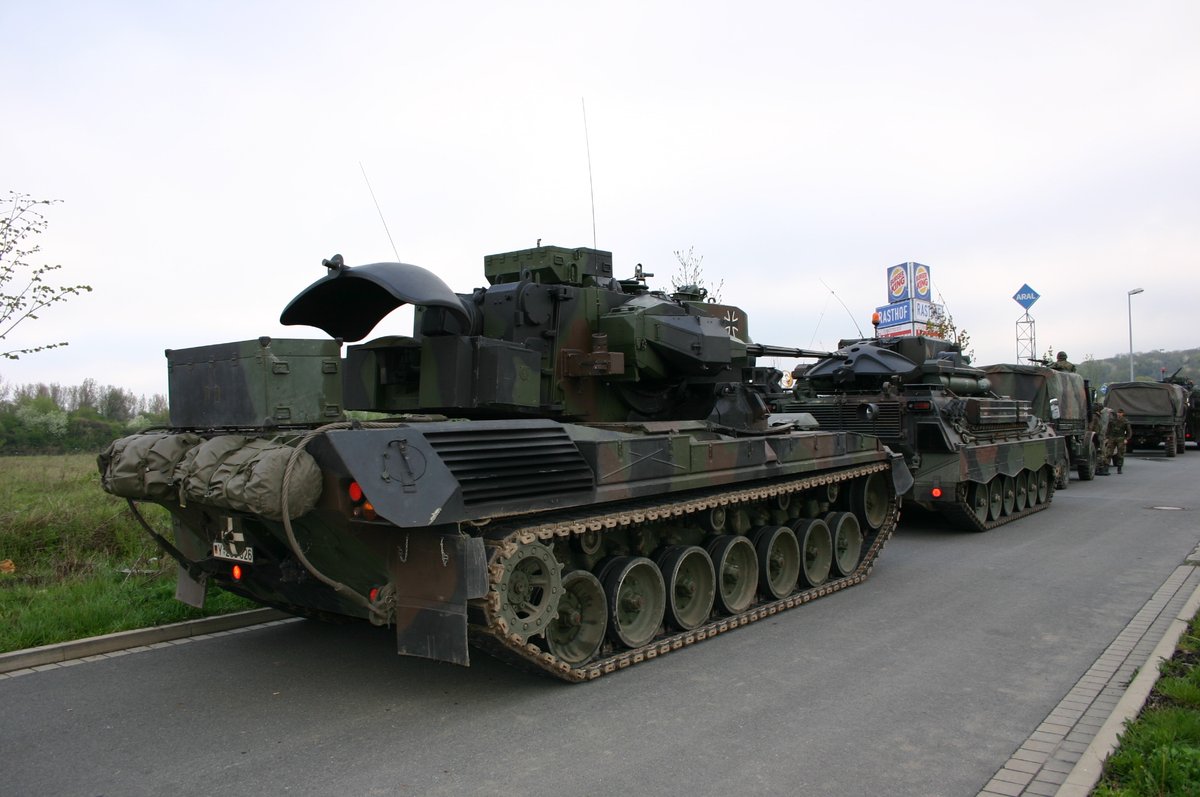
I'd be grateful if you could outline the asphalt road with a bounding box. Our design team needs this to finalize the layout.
[4,449,1199,797]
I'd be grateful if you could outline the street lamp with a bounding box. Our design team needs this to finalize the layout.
[1128,288,1144,381]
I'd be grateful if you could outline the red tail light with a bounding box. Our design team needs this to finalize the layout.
[232,564,243,581]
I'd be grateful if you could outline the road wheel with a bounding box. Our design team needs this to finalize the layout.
[601,556,666,649]
[987,478,1004,521]
[657,546,716,631]
[1012,471,1028,512]
[791,518,833,588]
[825,512,864,577]
[706,536,758,615]
[1035,467,1051,504]
[751,526,801,599]
[969,482,990,523]
[545,570,607,666]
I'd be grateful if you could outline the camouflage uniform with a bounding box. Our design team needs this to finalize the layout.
[1107,409,1131,473]
[1091,407,1113,475]
[1049,352,1077,372]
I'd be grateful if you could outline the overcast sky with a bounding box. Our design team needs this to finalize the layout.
[4,1,1198,399]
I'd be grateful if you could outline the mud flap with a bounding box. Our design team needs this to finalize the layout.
[175,564,208,608]
[889,451,915,495]
[390,534,488,666]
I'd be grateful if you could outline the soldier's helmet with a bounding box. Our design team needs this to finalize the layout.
[1057,351,1068,361]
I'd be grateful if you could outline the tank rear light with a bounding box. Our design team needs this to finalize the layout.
[232,564,243,581]
[931,487,943,498]
[348,481,365,503]
[369,586,380,602]
[908,400,933,411]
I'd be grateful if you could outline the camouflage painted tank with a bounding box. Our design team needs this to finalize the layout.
[981,364,1097,485]
[99,245,911,681]
[776,335,1067,531]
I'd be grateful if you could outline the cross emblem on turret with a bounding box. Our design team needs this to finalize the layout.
[722,310,741,338]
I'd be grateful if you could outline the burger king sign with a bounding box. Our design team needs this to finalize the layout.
[886,261,933,302]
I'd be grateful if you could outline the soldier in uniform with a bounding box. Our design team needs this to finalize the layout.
[1091,406,1113,475]
[1108,408,1132,473]
[1049,351,1077,372]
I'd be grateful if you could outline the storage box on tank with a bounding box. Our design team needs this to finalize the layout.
[166,337,344,428]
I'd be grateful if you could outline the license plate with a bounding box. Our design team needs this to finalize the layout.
[212,541,254,563]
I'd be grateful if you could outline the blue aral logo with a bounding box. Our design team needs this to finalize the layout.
[1013,284,1040,309]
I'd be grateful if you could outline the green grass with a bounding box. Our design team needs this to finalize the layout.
[0,453,255,652]
[1095,613,1200,796]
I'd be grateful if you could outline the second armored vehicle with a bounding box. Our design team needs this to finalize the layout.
[982,364,1097,485]
[99,245,911,681]
[778,335,1067,531]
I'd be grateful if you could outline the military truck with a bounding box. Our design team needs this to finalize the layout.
[1103,380,1189,456]
[777,335,1067,532]
[982,364,1097,485]
[1161,370,1200,450]
[1188,387,1200,449]
[99,245,912,681]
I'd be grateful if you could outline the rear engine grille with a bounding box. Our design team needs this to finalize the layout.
[800,402,903,437]
[423,426,595,506]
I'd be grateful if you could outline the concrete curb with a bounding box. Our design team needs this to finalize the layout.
[1055,579,1200,796]
[0,608,289,674]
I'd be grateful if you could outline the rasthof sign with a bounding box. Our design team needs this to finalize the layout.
[875,298,935,329]
[1013,284,1040,310]
[875,301,912,328]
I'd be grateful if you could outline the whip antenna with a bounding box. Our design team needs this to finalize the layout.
[820,279,865,338]
[359,161,401,262]
[582,98,597,249]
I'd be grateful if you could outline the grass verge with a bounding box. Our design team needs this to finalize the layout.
[1094,609,1200,796]
[0,453,255,653]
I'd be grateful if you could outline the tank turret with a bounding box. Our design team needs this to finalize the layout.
[282,244,775,432]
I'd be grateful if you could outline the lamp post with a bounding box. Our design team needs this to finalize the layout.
[1128,288,1144,381]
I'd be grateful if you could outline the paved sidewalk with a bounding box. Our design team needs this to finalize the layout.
[978,541,1200,797]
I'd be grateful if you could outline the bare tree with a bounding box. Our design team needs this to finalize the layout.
[927,305,974,362]
[671,246,723,303]
[1,192,93,359]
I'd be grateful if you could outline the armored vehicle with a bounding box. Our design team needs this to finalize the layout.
[777,335,1067,531]
[1104,380,1189,456]
[99,245,911,681]
[982,364,1097,484]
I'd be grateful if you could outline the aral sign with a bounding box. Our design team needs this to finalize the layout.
[1013,284,1040,310]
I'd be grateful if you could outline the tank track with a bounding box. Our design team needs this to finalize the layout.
[471,461,897,682]
[938,479,1056,532]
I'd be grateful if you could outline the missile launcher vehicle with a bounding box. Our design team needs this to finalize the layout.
[99,245,911,681]
[777,335,1067,532]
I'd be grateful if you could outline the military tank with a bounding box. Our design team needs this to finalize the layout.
[777,333,1067,531]
[99,245,911,681]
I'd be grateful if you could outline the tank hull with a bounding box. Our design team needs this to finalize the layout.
[106,419,906,679]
